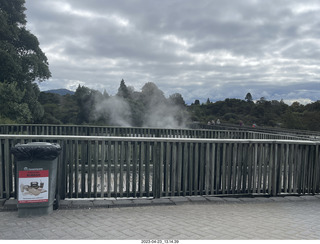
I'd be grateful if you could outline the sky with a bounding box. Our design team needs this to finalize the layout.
[24,0,320,105]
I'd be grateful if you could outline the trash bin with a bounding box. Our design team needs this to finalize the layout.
[11,142,61,217]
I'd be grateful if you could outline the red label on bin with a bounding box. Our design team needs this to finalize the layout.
[19,170,49,178]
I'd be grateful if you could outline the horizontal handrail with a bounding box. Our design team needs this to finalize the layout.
[0,134,318,144]
[0,124,315,141]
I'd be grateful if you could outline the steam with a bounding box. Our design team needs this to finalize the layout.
[94,96,132,127]
[142,95,188,129]
[93,83,189,128]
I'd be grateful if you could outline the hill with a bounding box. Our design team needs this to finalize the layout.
[43,89,75,96]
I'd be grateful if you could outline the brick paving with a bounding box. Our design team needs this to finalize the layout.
[1,195,320,240]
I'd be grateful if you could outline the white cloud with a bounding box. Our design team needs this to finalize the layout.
[25,0,320,104]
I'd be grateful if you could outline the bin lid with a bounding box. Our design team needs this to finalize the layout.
[11,142,62,161]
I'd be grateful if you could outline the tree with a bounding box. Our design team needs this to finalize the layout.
[0,81,32,123]
[141,82,166,106]
[0,0,51,85]
[74,85,96,124]
[0,0,51,123]
[245,92,253,102]
[169,93,186,107]
[22,82,44,123]
[117,79,131,99]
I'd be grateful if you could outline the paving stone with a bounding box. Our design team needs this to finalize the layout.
[150,198,173,205]
[299,195,318,200]
[170,197,190,204]
[187,196,208,202]
[238,197,259,202]
[205,196,226,203]
[110,199,133,208]
[252,197,274,202]
[1,196,320,240]
[59,200,72,208]
[222,197,241,202]
[71,200,93,208]
[132,199,152,205]
[93,199,113,208]
[269,197,290,202]
[284,196,305,201]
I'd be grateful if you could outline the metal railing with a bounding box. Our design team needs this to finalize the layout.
[1,135,319,200]
[0,124,311,140]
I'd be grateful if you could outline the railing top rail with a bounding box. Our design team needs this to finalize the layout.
[1,134,319,145]
[2,123,319,135]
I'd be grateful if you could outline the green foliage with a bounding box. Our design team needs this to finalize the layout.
[0,0,51,124]
[169,93,186,107]
[0,81,32,123]
[245,92,253,102]
[0,0,51,85]
[117,79,131,99]
[187,93,320,131]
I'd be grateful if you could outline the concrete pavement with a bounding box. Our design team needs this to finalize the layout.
[1,195,320,240]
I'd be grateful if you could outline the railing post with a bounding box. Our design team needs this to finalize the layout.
[153,142,162,198]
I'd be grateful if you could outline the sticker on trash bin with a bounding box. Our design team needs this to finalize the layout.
[18,170,49,203]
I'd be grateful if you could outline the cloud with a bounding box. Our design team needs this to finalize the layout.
[25,0,320,104]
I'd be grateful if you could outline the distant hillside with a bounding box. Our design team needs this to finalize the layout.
[43,89,75,96]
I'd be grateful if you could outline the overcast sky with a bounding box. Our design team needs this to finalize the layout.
[25,0,320,104]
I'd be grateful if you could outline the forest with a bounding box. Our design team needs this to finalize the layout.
[36,83,320,131]
[1,0,320,131]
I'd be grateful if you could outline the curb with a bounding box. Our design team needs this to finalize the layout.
[1,194,320,211]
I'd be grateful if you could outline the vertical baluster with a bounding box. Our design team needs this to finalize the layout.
[182,143,188,196]
[211,143,216,195]
[94,140,99,198]
[74,140,79,198]
[114,141,119,197]
[216,143,221,194]
[139,142,144,197]
[119,141,125,197]
[199,143,205,195]
[171,142,177,196]
[145,142,150,197]
[226,143,232,194]
[68,140,73,198]
[107,141,112,198]
[100,141,105,198]
[247,143,253,194]
[189,143,194,196]
[205,143,210,195]
[194,143,199,195]
[177,142,182,196]
[253,143,258,194]
[232,143,237,194]
[268,143,275,196]
[132,141,138,198]
[126,142,131,197]
[87,141,92,198]
[80,141,86,197]
[242,143,248,194]
[0,139,3,198]
[221,143,227,194]
[313,145,319,194]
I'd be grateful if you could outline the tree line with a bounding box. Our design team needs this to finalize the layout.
[189,94,320,131]
[37,80,189,128]
[1,0,319,131]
